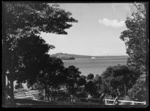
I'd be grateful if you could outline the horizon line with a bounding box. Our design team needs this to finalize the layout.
[50,52,128,57]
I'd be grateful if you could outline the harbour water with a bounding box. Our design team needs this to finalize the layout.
[63,56,128,76]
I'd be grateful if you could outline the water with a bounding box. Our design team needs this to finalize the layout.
[63,56,128,76]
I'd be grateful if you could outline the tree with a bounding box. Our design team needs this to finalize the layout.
[85,81,97,96]
[101,65,139,98]
[77,75,87,86]
[2,2,77,104]
[3,2,78,36]
[2,34,52,103]
[120,3,147,76]
[14,35,53,85]
[47,57,66,95]
[120,3,148,102]
[87,73,94,81]
[128,76,146,101]
[93,74,102,93]
[85,73,98,96]
[64,65,81,95]
[37,57,65,101]
[74,75,87,98]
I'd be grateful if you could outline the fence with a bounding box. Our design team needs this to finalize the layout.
[104,99,146,105]
[33,96,146,105]
[14,91,34,99]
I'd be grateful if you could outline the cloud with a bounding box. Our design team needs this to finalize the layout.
[98,18,125,28]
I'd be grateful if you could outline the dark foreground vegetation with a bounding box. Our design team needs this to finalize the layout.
[2,2,148,107]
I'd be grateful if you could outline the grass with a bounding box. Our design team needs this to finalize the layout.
[12,90,104,107]
[4,98,103,108]
[4,97,146,108]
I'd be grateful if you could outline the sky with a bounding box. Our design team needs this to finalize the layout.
[41,3,133,56]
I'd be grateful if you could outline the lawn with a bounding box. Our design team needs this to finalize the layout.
[3,98,103,108]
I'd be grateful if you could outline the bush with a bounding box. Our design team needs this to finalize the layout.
[101,65,139,97]
[76,91,87,98]
[57,91,69,97]
[128,77,146,101]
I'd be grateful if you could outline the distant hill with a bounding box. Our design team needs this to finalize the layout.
[51,53,75,60]
[51,53,128,60]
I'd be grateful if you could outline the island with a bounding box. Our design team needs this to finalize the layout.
[51,53,75,60]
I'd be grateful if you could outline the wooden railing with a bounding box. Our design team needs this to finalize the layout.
[33,96,146,105]
[14,91,34,99]
[104,99,146,105]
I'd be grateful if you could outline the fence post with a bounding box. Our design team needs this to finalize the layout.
[132,101,134,105]
[104,99,107,105]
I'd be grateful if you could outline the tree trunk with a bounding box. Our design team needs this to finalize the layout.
[2,71,6,106]
[47,87,50,101]
[9,77,15,105]
[51,87,54,101]
[44,86,47,101]
[44,88,46,101]
[124,84,127,96]
[45,86,50,101]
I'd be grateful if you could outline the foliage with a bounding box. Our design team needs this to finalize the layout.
[3,2,77,83]
[15,83,23,89]
[3,2,78,36]
[64,65,81,95]
[128,75,146,101]
[14,34,52,85]
[101,65,139,97]
[85,81,97,96]
[36,56,66,99]
[65,65,81,83]
[93,74,102,91]
[120,3,147,101]
[75,75,87,98]
[49,57,66,88]
[77,75,87,86]
[76,91,87,98]
[120,3,147,75]
[87,73,94,81]
[2,2,77,103]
